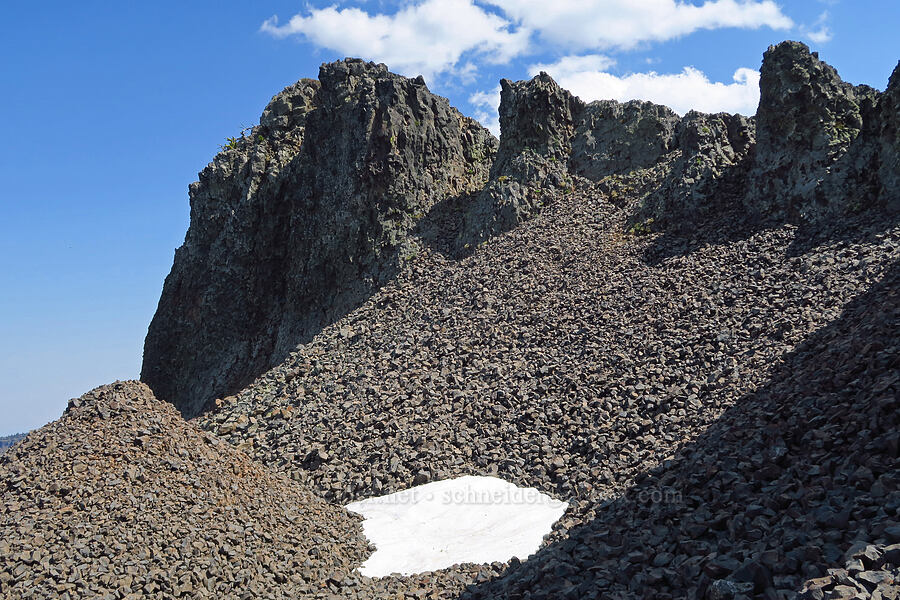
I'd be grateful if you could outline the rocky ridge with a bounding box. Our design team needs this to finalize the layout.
[464,42,900,239]
[5,40,899,600]
[0,434,25,455]
[143,42,899,420]
[189,41,899,599]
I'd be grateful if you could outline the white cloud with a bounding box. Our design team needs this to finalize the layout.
[261,1,795,85]
[534,54,617,74]
[469,86,501,136]
[801,11,833,44]
[529,56,761,116]
[482,0,793,51]
[260,0,530,82]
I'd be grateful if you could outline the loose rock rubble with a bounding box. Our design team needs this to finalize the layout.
[200,179,900,598]
[0,382,369,599]
[458,220,900,599]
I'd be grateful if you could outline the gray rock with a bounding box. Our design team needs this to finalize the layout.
[142,59,496,416]
[746,41,881,220]
[457,73,579,250]
[634,110,755,227]
[459,75,683,248]
[877,62,900,212]
[570,99,679,180]
[707,579,755,599]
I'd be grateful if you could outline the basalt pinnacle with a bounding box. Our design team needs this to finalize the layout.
[142,59,496,417]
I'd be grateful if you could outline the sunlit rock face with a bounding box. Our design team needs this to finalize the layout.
[141,59,496,417]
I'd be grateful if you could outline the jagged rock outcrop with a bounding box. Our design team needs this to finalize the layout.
[457,75,685,249]
[630,41,899,229]
[142,59,495,417]
[635,111,756,226]
[569,100,680,179]
[145,44,897,419]
[457,74,579,249]
[747,41,882,220]
[878,63,900,212]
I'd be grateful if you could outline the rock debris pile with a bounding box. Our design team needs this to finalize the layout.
[0,382,368,599]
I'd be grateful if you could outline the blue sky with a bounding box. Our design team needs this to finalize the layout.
[1,1,898,436]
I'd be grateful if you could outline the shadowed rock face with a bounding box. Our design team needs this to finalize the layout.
[635,111,756,226]
[142,59,495,417]
[878,63,900,212]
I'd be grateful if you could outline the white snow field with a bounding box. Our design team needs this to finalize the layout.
[345,475,568,577]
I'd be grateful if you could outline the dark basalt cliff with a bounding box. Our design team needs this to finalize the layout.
[143,42,899,418]
[142,59,496,417]
[747,42,885,220]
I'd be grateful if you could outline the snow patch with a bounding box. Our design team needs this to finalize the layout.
[346,475,568,577]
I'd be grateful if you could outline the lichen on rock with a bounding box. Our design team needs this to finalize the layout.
[746,41,882,220]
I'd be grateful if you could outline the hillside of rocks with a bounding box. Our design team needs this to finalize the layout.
[183,42,900,599]
[143,43,899,421]
[0,382,369,599]
[5,40,898,600]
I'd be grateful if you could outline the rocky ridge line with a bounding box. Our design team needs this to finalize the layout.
[143,42,899,419]
[467,42,899,240]
[0,434,25,455]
